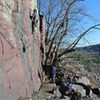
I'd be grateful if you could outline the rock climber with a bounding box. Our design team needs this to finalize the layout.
[29,9,38,32]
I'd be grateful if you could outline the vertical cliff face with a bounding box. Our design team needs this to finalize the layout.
[0,0,45,100]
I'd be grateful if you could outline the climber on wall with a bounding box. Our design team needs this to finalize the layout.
[29,9,38,32]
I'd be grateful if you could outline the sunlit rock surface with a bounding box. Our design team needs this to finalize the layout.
[0,0,45,100]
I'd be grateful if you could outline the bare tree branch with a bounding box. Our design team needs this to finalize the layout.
[38,0,100,66]
[58,24,100,58]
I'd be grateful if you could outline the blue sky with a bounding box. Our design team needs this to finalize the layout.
[38,0,100,46]
[82,0,100,45]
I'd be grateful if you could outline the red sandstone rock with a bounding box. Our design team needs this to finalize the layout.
[0,0,45,100]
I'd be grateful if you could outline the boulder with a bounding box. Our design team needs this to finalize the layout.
[76,76,90,85]
[60,96,70,100]
[53,87,61,98]
[72,84,86,97]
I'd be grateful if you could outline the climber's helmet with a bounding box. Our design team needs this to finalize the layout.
[33,9,37,13]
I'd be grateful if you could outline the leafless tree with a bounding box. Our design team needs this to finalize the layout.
[38,0,100,66]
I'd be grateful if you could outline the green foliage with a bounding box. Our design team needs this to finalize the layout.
[74,52,90,67]
[92,54,100,64]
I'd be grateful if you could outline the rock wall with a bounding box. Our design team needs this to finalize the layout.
[0,0,45,100]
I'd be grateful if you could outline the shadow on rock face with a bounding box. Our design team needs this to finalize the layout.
[91,88,100,96]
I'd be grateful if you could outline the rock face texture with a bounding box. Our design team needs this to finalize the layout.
[0,0,45,100]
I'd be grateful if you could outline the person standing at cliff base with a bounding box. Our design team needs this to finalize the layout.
[52,64,56,84]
